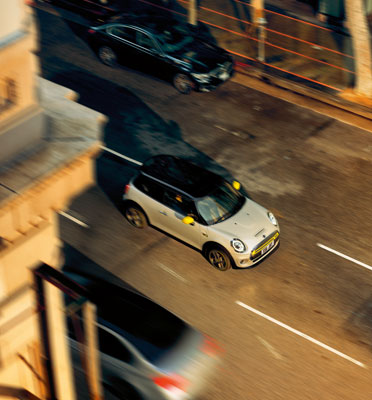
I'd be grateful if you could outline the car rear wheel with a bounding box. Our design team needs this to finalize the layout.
[206,246,232,271]
[98,46,117,67]
[173,73,194,94]
[125,205,147,229]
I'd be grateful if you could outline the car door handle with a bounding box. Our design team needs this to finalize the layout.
[159,211,167,215]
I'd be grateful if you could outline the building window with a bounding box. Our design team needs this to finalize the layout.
[0,78,17,113]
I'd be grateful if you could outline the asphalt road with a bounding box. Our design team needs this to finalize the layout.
[34,5,372,400]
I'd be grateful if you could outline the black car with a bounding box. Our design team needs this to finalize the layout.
[44,0,123,21]
[87,14,235,93]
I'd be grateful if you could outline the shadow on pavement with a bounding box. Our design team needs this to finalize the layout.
[43,65,249,204]
[62,242,141,293]
[345,296,372,353]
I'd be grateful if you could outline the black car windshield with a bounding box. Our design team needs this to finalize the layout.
[157,25,194,53]
[196,182,245,225]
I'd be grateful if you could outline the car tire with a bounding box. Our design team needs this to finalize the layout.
[98,46,117,67]
[125,204,148,229]
[206,246,232,271]
[173,73,194,94]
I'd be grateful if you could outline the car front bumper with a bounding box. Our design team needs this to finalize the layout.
[194,68,235,92]
[231,231,280,268]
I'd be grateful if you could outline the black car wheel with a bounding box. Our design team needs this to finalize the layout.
[206,246,232,271]
[173,73,194,94]
[98,46,117,67]
[125,205,148,229]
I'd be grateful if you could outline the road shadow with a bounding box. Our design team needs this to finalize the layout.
[41,64,248,204]
[62,242,141,293]
[344,295,372,353]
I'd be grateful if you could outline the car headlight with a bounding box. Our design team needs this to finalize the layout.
[191,72,211,83]
[231,238,246,253]
[267,212,278,226]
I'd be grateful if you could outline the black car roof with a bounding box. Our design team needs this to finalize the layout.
[107,13,182,31]
[140,155,223,198]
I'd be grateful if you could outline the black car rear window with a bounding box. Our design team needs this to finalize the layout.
[97,291,187,363]
[133,175,163,202]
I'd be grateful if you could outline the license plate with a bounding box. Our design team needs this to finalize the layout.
[261,240,275,255]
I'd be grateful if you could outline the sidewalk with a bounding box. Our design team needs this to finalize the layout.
[188,0,372,123]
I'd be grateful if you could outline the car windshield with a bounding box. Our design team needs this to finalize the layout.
[196,182,245,225]
[157,24,194,53]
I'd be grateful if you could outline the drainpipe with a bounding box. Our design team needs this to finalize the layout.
[188,0,197,26]
[252,0,267,62]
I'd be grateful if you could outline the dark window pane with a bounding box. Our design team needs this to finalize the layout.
[109,26,135,42]
[133,175,163,202]
[97,292,187,364]
[162,190,195,216]
[98,327,132,363]
[136,32,155,50]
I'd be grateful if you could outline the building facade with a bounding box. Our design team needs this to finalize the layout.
[0,1,105,398]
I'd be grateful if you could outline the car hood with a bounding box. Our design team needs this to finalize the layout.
[215,199,278,242]
[178,40,231,72]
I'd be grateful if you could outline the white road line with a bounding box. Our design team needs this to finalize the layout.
[101,146,143,166]
[157,263,188,283]
[236,301,366,368]
[58,211,89,228]
[215,125,243,137]
[317,243,372,271]
[256,336,283,360]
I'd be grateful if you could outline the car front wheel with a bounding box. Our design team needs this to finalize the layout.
[98,46,117,67]
[173,73,194,94]
[206,246,232,271]
[125,205,148,229]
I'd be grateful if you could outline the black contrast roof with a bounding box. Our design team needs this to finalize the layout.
[140,155,223,198]
[107,13,182,32]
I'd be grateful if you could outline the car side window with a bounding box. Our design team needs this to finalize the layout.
[133,175,163,203]
[98,326,132,364]
[108,26,136,43]
[136,31,157,51]
[162,190,195,216]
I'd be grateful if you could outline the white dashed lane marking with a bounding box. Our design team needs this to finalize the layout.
[58,211,90,228]
[317,243,372,272]
[101,146,143,166]
[236,301,366,368]
[157,263,188,283]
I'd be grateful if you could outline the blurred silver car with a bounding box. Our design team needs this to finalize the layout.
[66,271,221,400]
[123,155,280,271]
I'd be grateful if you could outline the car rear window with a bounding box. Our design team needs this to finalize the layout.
[97,291,188,363]
[133,175,164,203]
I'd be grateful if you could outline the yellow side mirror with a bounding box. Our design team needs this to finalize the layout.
[232,181,241,190]
[182,216,194,225]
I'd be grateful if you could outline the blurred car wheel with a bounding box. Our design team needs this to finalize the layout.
[98,45,117,66]
[173,73,194,94]
[125,204,148,229]
[206,246,232,271]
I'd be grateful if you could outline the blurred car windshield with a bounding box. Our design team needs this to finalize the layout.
[157,25,194,53]
[196,182,245,225]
